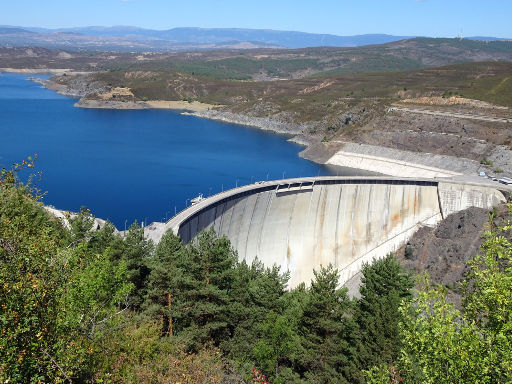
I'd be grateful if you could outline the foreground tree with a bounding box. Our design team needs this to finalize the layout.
[0,159,69,382]
[356,254,413,375]
[224,260,289,363]
[143,230,183,335]
[177,228,238,351]
[144,228,238,351]
[395,209,512,384]
[252,286,305,383]
[92,318,230,384]
[297,265,355,383]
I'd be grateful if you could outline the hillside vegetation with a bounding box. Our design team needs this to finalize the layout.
[80,38,512,80]
[2,37,512,80]
[2,159,512,383]
[79,61,512,123]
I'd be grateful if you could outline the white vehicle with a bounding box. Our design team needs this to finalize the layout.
[498,177,512,185]
[190,193,204,205]
[478,171,486,177]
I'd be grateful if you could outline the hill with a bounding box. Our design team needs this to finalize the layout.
[1,25,414,50]
[2,37,512,81]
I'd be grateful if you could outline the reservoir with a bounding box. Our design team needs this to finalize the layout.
[0,73,363,228]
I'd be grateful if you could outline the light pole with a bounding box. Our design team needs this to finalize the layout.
[186,198,190,207]
[282,171,286,179]
[124,219,127,232]
[266,173,269,181]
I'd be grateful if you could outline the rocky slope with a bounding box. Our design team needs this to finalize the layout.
[395,202,511,306]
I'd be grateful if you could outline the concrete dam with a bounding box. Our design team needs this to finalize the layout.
[147,177,506,288]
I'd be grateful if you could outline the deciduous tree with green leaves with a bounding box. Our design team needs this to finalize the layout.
[0,159,69,382]
[395,207,512,384]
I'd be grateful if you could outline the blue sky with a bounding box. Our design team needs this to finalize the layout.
[2,0,511,38]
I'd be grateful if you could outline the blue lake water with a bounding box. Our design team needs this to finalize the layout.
[0,73,366,228]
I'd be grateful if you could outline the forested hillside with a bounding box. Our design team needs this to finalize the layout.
[1,160,512,383]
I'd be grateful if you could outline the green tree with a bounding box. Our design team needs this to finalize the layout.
[252,286,306,383]
[164,228,237,351]
[0,160,69,382]
[398,276,488,384]
[180,228,237,350]
[356,254,413,374]
[397,209,512,383]
[55,242,134,380]
[143,229,183,336]
[121,221,153,310]
[297,265,355,383]
[68,206,95,244]
[223,259,289,362]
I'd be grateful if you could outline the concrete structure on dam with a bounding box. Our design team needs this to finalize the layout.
[146,177,507,288]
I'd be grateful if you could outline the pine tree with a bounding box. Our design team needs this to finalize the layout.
[297,265,354,383]
[223,259,289,364]
[356,254,414,372]
[121,221,153,310]
[252,285,306,383]
[174,228,237,351]
[143,229,183,336]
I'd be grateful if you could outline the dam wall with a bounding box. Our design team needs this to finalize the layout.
[158,177,506,288]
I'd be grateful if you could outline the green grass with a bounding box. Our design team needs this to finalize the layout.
[464,75,512,107]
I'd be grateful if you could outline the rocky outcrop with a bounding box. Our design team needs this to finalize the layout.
[186,109,312,135]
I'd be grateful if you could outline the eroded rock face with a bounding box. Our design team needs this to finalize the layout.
[400,206,490,286]
[395,204,512,306]
[345,204,504,298]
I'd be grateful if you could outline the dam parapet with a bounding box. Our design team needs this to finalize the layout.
[147,177,507,288]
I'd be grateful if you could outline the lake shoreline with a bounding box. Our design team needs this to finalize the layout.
[1,72,335,228]
[63,95,470,179]
[39,74,470,179]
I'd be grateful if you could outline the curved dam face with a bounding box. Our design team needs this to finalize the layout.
[158,177,505,288]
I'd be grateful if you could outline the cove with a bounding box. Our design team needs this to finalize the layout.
[0,73,368,228]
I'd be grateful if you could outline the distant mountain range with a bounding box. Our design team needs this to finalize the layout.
[0,25,509,51]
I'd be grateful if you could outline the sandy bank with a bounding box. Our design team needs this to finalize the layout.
[0,68,72,75]
[74,98,219,112]
[145,100,219,112]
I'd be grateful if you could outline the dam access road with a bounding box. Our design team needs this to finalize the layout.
[145,176,508,288]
